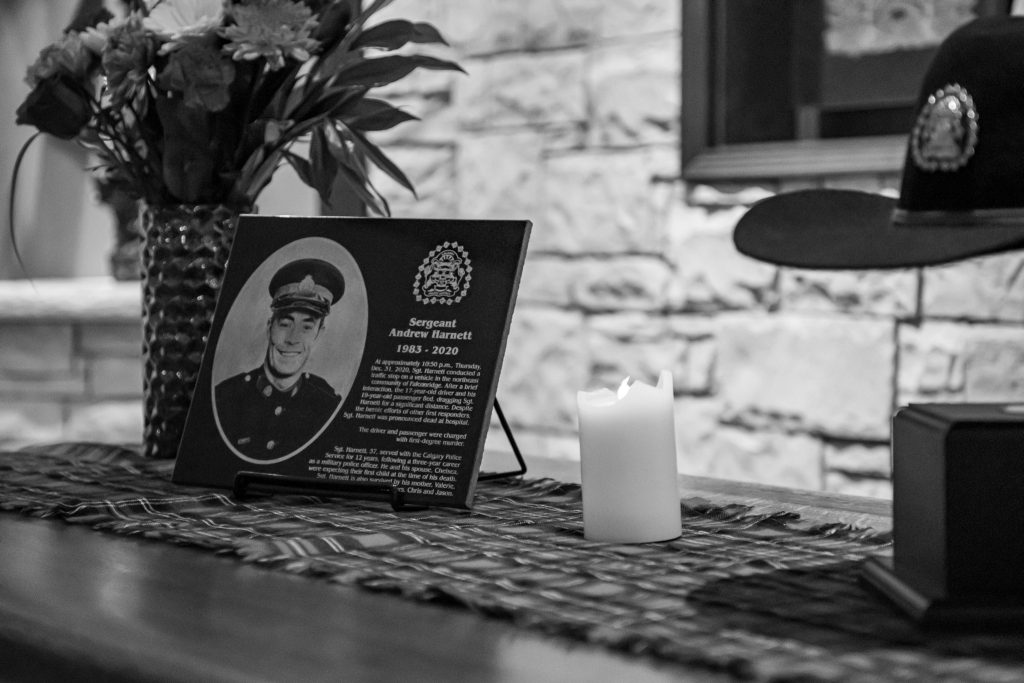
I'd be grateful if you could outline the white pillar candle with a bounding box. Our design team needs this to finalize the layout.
[576,370,682,543]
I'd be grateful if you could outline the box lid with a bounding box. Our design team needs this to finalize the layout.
[900,403,1024,426]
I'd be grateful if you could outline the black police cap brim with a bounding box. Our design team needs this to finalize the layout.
[272,301,329,318]
[733,189,1024,270]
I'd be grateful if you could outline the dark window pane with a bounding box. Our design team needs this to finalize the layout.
[820,105,917,139]
[717,0,795,144]
[710,0,1004,145]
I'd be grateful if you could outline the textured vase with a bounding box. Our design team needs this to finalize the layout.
[140,203,246,459]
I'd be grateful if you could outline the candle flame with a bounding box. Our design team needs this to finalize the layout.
[616,376,631,400]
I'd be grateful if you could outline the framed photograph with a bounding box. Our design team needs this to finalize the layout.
[173,215,531,509]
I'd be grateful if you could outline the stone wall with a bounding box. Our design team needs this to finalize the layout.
[6,3,1024,498]
[366,1,1024,498]
[0,279,143,448]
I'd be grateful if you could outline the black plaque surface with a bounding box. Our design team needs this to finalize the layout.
[172,215,531,508]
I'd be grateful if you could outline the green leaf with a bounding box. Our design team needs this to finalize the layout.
[285,54,368,120]
[320,126,390,216]
[283,151,313,185]
[319,0,397,73]
[298,84,368,121]
[312,0,358,50]
[363,0,397,17]
[336,121,416,197]
[284,150,330,206]
[351,20,450,50]
[343,98,418,131]
[334,55,464,89]
[309,126,340,199]
[245,152,285,201]
[250,63,300,119]
[334,159,390,216]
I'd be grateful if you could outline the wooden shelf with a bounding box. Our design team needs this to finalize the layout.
[683,135,907,183]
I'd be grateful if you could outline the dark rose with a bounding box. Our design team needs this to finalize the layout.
[15,75,92,140]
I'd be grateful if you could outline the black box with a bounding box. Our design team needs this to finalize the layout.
[862,403,1024,627]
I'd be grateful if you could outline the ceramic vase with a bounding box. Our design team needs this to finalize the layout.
[140,203,247,458]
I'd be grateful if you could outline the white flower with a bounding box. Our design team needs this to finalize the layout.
[221,0,319,70]
[144,0,225,52]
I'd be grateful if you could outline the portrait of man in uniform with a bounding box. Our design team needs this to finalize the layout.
[215,258,347,459]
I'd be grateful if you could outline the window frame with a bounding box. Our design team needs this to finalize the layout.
[680,0,908,183]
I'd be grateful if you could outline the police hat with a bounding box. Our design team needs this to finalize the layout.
[268,258,345,317]
[734,16,1024,270]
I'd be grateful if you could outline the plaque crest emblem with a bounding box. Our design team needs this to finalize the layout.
[910,83,978,172]
[414,241,472,305]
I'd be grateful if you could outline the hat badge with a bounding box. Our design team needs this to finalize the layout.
[910,83,978,172]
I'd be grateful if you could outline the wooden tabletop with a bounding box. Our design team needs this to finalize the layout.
[0,454,891,683]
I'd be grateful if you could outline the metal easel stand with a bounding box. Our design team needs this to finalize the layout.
[477,399,527,481]
[233,471,422,511]
[233,399,527,510]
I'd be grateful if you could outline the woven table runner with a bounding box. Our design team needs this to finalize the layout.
[2,443,1023,681]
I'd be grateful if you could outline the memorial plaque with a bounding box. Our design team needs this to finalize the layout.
[173,215,531,508]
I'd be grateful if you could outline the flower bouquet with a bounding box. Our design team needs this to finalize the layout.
[13,0,462,459]
[15,0,462,213]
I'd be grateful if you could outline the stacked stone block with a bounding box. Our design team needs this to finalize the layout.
[6,2,1024,500]
[368,1,1024,498]
[0,279,143,448]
